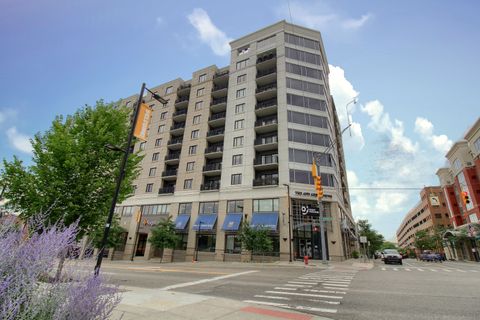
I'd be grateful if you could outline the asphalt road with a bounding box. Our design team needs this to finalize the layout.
[101,259,480,320]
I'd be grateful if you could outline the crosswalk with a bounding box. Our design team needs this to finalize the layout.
[243,270,358,318]
[380,266,479,273]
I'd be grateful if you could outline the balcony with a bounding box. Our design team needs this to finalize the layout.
[201,181,221,191]
[254,117,278,134]
[159,186,175,194]
[254,155,279,170]
[162,169,178,180]
[177,83,191,95]
[206,128,225,143]
[170,122,185,136]
[210,97,227,113]
[167,138,183,150]
[255,98,277,117]
[164,153,181,164]
[253,177,279,187]
[208,111,226,127]
[254,136,278,151]
[256,68,277,86]
[203,163,222,176]
[211,84,228,98]
[174,96,189,108]
[205,145,224,158]
[213,69,229,84]
[256,52,276,69]
[255,83,277,101]
[172,109,187,121]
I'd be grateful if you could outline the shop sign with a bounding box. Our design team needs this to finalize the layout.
[301,205,319,216]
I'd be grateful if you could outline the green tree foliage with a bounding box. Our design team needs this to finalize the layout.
[1,101,142,237]
[239,222,273,257]
[380,241,398,250]
[357,219,385,256]
[148,217,179,263]
[414,230,436,251]
[91,217,126,249]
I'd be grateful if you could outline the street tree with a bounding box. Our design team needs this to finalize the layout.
[239,222,273,260]
[357,219,385,256]
[414,230,436,251]
[1,100,142,236]
[91,217,126,256]
[148,217,179,263]
[380,241,398,250]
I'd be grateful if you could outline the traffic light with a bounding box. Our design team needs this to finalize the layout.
[462,191,471,205]
[315,175,323,199]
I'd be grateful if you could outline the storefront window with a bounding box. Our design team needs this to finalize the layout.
[198,234,216,252]
[175,233,188,250]
[199,202,219,214]
[253,198,279,212]
[227,200,244,213]
[225,235,242,254]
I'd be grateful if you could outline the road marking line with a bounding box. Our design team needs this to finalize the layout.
[103,265,229,275]
[289,281,317,285]
[429,269,437,272]
[307,299,340,305]
[469,270,478,272]
[265,291,343,300]
[285,284,312,288]
[381,267,386,271]
[405,268,411,271]
[393,268,398,271]
[441,269,452,272]
[304,289,346,294]
[453,269,466,273]
[322,283,349,287]
[274,287,298,291]
[254,295,291,301]
[242,301,338,314]
[320,280,351,283]
[416,268,424,271]
[160,270,258,291]
[324,287,349,291]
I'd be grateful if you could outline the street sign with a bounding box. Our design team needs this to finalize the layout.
[318,217,333,221]
[360,236,367,243]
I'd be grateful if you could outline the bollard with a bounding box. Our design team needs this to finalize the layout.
[304,255,309,266]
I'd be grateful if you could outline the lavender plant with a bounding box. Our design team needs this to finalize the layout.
[0,216,121,320]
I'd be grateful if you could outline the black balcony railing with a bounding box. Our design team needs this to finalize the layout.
[212,84,228,92]
[256,68,277,78]
[253,177,279,186]
[168,138,183,145]
[162,169,178,177]
[205,145,224,153]
[214,70,229,78]
[159,186,175,194]
[170,122,186,130]
[254,155,279,165]
[255,98,277,110]
[201,181,221,190]
[256,53,276,64]
[177,83,191,91]
[256,83,277,94]
[210,97,227,106]
[207,128,225,137]
[203,163,222,172]
[208,112,226,121]
[165,153,180,160]
[175,96,189,104]
[254,136,278,145]
[255,117,278,127]
[173,109,187,117]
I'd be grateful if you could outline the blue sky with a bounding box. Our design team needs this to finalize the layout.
[1,0,479,240]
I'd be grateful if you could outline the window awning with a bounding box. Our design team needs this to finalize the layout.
[251,212,278,231]
[222,213,243,231]
[174,214,190,230]
[193,214,217,231]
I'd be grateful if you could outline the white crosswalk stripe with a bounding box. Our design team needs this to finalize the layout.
[274,287,297,291]
[265,291,343,299]
[288,281,317,285]
[254,295,290,301]
[242,300,338,314]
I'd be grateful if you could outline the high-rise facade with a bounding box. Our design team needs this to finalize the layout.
[112,21,356,262]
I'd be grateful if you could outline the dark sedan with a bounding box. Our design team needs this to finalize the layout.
[383,249,403,265]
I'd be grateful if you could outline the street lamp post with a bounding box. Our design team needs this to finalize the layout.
[283,184,293,263]
[195,221,203,262]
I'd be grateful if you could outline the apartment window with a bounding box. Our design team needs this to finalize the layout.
[287,111,328,129]
[152,152,160,161]
[287,93,327,112]
[236,88,246,98]
[160,112,167,120]
[233,136,244,147]
[139,142,146,151]
[235,103,245,114]
[237,74,246,84]
[142,204,169,215]
[145,183,153,193]
[199,73,207,82]
[158,125,165,133]
[231,174,242,185]
[199,202,219,214]
[474,137,480,152]
[165,86,173,94]
[253,198,279,212]
[285,33,321,51]
[227,200,244,213]
[178,202,192,214]
[286,62,322,80]
[122,206,135,216]
[285,47,322,66]
[195,101,203,110]
[191,130,199,139]
[288,129,330,147]
[236,59,248,70]
[148,167,156,177]
[197,88,204,97]
[133,185,137,194]
[453,159,461,170]
[232,154,243,165]
[155,138,162,147]
[238,46,249,55]
[289,148,334,167]
[234,119,244,130]
[183,179,193,189]
[189,145,197,155]
[193,115,201,124]
[186,161,195,171]
[286,77,325,95]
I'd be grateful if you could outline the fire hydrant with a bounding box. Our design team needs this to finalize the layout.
[304,255,309,266]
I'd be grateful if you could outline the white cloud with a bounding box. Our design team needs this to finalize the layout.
[0,108,17,125]
[342,13,373,30]
[414,117,453,154]
[6,127,32,154]
[187,8,232,56]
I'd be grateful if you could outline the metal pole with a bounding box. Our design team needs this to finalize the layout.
[284,184,293,262]
[195,221,202,261]
[318,199,328,264]
[94,83,146,276]
[130,208,143,261]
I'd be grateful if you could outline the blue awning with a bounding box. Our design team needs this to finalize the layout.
[222,213,243,231]
[251,212,278,231]
[174,214,190,230]
[192,214,217,231]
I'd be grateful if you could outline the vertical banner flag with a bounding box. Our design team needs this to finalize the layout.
[133,103,153,141]
[311,159,318,177]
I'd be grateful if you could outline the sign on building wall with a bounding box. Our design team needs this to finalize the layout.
[429,195,440,206]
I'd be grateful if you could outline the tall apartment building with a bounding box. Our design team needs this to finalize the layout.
[111,21,356,262]
[396,186,451,249]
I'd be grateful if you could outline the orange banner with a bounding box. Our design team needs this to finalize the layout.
[311,160,318,177]
[133,103,153,141]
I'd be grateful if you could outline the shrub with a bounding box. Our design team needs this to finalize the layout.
[352,250,359,259]
[0,216,120,320]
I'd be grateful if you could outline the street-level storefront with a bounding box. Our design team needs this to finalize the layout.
[193,213,217,261]
[172,214,190,262]
[223,213,243,261]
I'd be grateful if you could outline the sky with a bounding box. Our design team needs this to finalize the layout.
[0,0,479,240]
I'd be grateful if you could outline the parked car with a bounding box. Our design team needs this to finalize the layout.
[419,251,443,262]
[383,249,403,265]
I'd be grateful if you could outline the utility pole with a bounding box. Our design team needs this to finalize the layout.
[283,184,293,262]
